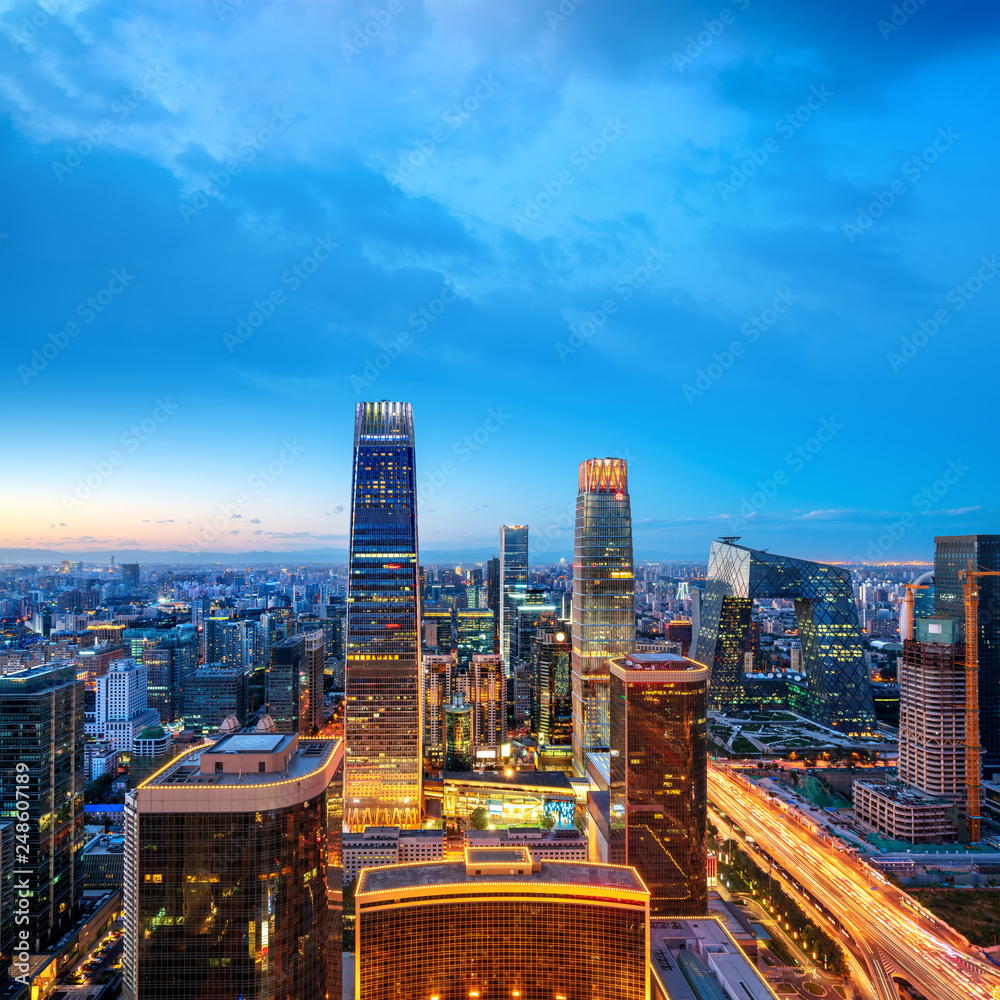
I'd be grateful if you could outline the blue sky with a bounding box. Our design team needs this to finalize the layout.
[2,0,998,563]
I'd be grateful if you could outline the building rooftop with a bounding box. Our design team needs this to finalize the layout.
[854,779,949,806]
[142,736,335,788]
[83,833,125,856]
[649,917,774,1000]
[443,769,574,792]
[357,854,647,896]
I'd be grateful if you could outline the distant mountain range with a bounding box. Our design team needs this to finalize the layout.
[0,546,581,566]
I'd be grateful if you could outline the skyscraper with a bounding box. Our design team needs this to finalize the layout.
[345,401,422,829]
[935,535,1000,764]
[499,525,529,670]
[486,555,500,652]
[421,654,453,763]
[609,651,708,916]
[471,653,505,750]
[533,623,572,746]
[692,540,876,733]
[302,627,325,733]
[0,663,85,951]
[572,457,635,773]
[121,562,141,591]
[455,607,494,666]
[124,735,343,1000]
[267,635,307,732]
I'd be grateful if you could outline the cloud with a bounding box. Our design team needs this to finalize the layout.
[939,506,981,516]
[156,519,175,523]
[248,517,261,524]
[229,530,240,534]
[230,514,242,519]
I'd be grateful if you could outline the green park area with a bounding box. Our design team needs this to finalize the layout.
[908,890,1000,946]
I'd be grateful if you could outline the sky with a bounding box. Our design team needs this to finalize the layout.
[2,0,998,564]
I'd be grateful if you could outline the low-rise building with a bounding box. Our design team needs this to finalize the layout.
[853,778,957,842]
[464,825,587,861]
[82,834,126,891]
[649,915,774,1000]
[343,826,445,882]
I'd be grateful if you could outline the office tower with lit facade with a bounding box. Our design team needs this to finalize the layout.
[471,653,505,750]
[302,627,325,733]
[533,623,572,747]
[486,555,500,650]
[692,539,876,734]
[124,735,344,1000]
[267,634,307,731]
[444,694,473,771]
[356,847,649,999]
[345,401,422,829]
[511,589,557,667]
[0,663,85,952]
[456,608,495,666]
[499,525,529,670]
[609,651,708,916]
[572,458,635,773]
[935,535,1000,764]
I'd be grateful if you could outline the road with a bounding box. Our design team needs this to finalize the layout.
[709,764,1000,1000]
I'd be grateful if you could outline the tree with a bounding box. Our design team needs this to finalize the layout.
[470,806,489,830]
[540,813,556,831]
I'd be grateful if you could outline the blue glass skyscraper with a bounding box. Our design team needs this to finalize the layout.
[344,401,422,829]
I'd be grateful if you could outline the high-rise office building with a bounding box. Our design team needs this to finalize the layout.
[143,647,175,722]
[935,535,1000,764]
[302,627,325,733]
[0,663,86,951]
[533,623,572,746]
[95,658,160,753]
[609,651,708,916]
[499,525,529,670]
[486,555,500,651]
[692,539,876,734]
[421,654,452,762]
[184,667,249,733]
[422,606,454,655]
[121,563,141,591]
[455,608,494,666]
[267,635,307,732]
[572,458,635,773]
[899,617,965,805]
[511,590,557,667]
[471,653,505,750]
[124,735,344,1000]
[355,847,649,999]
[345,401,422,829]
[444,694,473,771]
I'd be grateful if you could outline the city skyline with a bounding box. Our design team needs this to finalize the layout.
[3,2,998,562]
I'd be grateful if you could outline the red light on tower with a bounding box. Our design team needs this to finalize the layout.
[614,492,624,501]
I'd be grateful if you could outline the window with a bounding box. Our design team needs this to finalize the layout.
[258,762,266,773]
[215,762,223,773]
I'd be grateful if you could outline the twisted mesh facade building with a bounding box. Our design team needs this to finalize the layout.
[345,401,422,829]
[691,540,876,734]
[572,458,635,773]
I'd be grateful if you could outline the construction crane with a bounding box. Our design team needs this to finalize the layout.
[960,558,1000,843]
[900,571,933,641]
